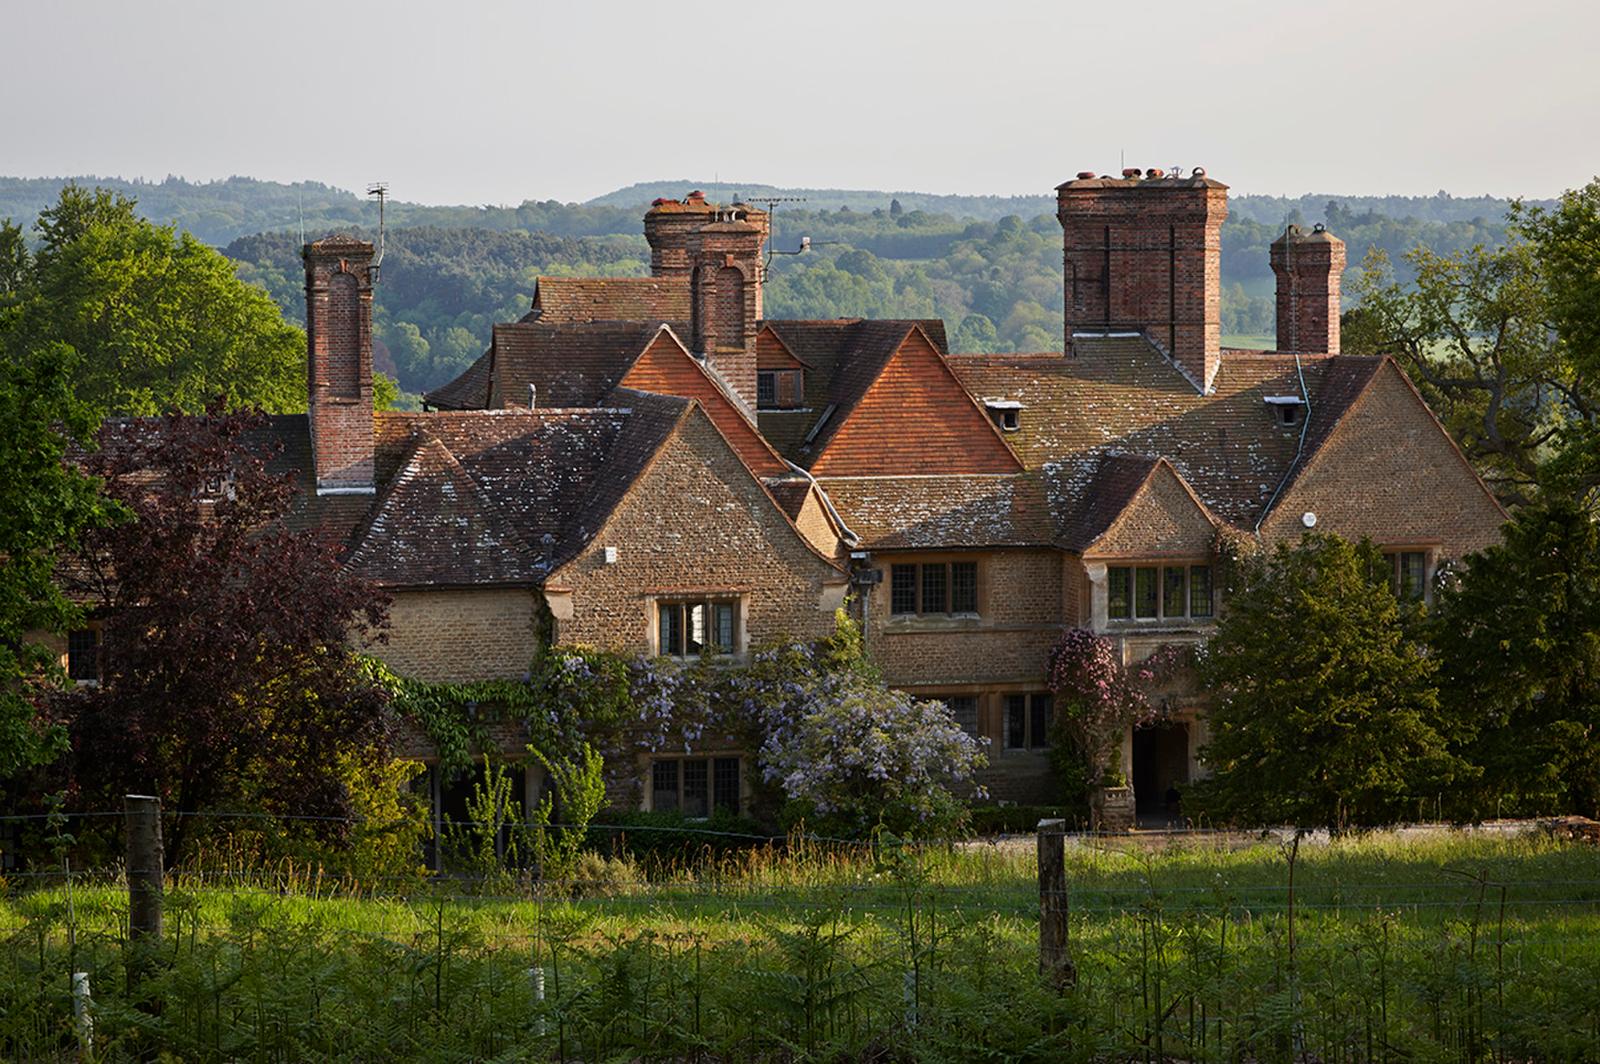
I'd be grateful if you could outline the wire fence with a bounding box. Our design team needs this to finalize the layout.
[4,804,1599,1062]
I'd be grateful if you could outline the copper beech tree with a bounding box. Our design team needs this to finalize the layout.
[54,406,391,860]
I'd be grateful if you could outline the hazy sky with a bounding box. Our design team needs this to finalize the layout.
[6,0,1599,205]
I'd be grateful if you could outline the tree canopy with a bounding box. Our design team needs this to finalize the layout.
[1432,499,1600,818]
[0,339,113,782]
[52,407,392,860]
[3,185,307,416]
[1194,534,1465,830]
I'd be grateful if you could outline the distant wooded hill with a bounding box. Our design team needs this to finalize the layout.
[0,174,1545,245]
[1,174,1547,403]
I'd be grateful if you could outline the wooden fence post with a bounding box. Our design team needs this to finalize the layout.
[124,794,164,997]
[1037,817,1075,991]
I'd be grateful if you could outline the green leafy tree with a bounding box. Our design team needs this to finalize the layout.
[950,313,999,353]
[4,184,306,415]
[1516,180,1600,376]
[1350,240,1585,506]
[1193,533,1464,830]
[0,340,113,781]
[1431,500,1600,817]
[1513,179,1600,494]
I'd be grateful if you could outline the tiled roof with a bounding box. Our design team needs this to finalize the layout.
[1061,455,1221,557]
[806,326,1022,477]
[345,434,535,586]
[817,474,1054,550]
[422,345,496,410]
[254,400,688,586]
[1057,454,1161,553]
[425,321,668,410]
[763,478,814,520]
[947,337,1386,539]
[754,319,951,466]
[614,333,790,477]
[529,277,692,325]
[427,323,789,478]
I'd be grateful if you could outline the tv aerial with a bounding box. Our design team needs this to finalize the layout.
[753,196,811,270]
[367,182,389,279]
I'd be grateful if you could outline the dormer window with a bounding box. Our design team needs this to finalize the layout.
[984,399,1023,432]
[1264,395,1305,429]
[757,369,803,410]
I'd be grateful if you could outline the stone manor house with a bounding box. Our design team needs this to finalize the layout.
[64,168,1508,822]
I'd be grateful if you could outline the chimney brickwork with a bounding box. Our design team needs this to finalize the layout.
[303,236,376,493]
[644,194,769,409]
[1270,224,1346,355]
[1057,171,1229,392]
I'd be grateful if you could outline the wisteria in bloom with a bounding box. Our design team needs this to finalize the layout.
[529,627,988,836]
[734,644,988,836]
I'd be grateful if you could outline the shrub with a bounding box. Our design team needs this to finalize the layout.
[753,673,987,839]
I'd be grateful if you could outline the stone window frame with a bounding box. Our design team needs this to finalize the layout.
[647,754,743,817]
[648,594,748,660]
[1103,561,1215,626]
[1086,558,1214,631]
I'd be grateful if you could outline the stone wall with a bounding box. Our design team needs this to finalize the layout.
[867,548,1062,687]
[373,587,546,683]
[550,408,843,655]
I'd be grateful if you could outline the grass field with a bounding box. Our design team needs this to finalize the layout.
[3,827,1598,1061]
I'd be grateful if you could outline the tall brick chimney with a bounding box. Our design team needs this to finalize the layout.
[1270,223,1346,354]
[1057,169,1229,392]
[688,209,766,407]
[303,235,376,493]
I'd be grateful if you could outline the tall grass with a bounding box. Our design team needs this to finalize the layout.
[1,828,1597,1061]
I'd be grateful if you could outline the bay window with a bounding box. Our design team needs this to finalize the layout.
[1107,564,1214,622]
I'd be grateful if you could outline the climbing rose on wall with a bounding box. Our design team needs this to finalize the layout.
[1046,628,1190,788]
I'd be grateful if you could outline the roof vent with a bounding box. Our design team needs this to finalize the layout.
[1121,167,1142,179]
[1193,166,1207,177]
[1145,168,1165,179]
[686,190,706,202]
[1076,170,1096,180]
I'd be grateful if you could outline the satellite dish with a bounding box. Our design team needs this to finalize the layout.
[1302,512,1318,528]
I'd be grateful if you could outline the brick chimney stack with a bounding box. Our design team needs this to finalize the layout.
[1057,169,1229,393]
[644,193,769,408]
[303,235,376,494]
[1270,223,1346,355]
[644,191,713,279]
[689,207,767,407]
